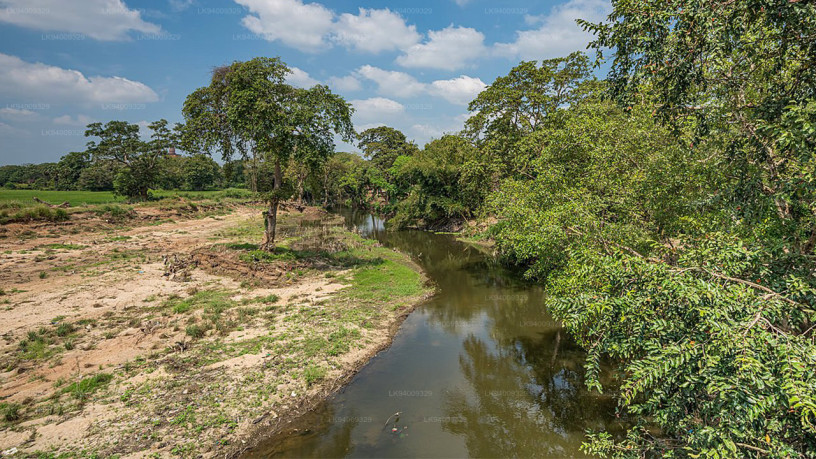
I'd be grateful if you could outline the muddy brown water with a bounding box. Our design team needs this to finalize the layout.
[244,209,624,458]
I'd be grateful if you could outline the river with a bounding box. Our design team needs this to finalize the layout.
[245,209,623,458]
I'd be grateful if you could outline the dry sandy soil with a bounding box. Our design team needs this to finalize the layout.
[0,203,430,458]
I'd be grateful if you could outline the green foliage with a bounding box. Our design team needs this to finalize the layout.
[389,135,483,229]
[466,52,592,178]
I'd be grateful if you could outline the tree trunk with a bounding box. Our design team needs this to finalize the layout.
[262,159,282,251]
[296,173,304,206]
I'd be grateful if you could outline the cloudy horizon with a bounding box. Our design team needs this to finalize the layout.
[0,0,610,165]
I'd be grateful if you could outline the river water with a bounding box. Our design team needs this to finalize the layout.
[245,209,622,458]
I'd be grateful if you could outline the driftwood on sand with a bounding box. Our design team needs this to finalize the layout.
[33,197,71,208]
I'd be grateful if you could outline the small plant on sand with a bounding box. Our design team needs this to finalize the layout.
[303,365,327,386]
[55,322,75,337]
[1,403,21,422]
[63,373,113,401]
[185,324,208,339]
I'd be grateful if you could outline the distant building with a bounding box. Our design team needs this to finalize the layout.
[167,147,180,157]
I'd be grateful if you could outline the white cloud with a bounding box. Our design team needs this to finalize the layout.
[0,121,28,137]
[234,2,429,56]
[397,26,487,70]
[493,0,611,60]
[286,67,320,88]
[410,112,469,143]
[353,65,484,105]
[333,8,420,53]
[0,53,159,104]
[0,0,161,40]
[328,74,362,92]
[0,107,37,120]
[236,0,335,52]
[350,97,404,122]
[168,0,194,11]
[356,65,426,98]
[53,114,94,126]
[428,75,486,105]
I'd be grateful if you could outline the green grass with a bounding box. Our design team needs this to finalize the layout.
[163,290,235,315]
[39,243,86,250]
[62,373,113,400]
[0,188,253,204]
[1,402,21,422]
[302,365,327,386]
[0,205,69,224]
[342,240,426,304]
[0,190,122,206]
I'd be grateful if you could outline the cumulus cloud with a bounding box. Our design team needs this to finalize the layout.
[0,121,28,137]
[355,65,426,98]
[235,0,420,54]
[350,97,405,123]
[0,107,37,120]
[333,8,420,53]
[354,66,485,106]
[0,53,159,104]
[286,67,320,88]
[428,75,486,106]
[410,112,470,143]
[327,75,362,92]
[493,0,611,60]
[53,114,95,126]
[0,0,161,40]
[236,0,335,52]
[397,26,487,70]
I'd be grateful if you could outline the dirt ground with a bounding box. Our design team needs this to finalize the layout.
[0,203,430,457]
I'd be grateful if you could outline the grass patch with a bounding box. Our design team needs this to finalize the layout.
[39,243,86,250]
[185,324,209,339]
[62,373,113,400]
[0,190,121,206]
[94,204,135,221]
[303,365,327,386]
[0,205,69,225]
[1,402,21,422]
[163,290,235,315]
[327,327,362,356]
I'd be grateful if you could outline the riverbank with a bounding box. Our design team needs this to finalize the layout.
[0,202,432,457]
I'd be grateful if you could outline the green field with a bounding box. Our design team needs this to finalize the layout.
[0,189,253,207]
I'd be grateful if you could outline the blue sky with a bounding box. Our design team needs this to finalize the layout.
[0,0,609,165]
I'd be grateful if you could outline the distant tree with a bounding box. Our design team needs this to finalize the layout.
[84,119,177,200]
[183,155,222,191]
[390,135,481,229]
[55,152,91,190]
[357,126,419,174]
[77,160,118,191]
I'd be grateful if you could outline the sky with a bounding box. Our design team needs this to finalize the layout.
[0,0,610,165]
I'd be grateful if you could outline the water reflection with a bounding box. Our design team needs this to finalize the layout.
[245,209,620,458]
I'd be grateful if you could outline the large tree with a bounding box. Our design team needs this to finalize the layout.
[465,52,592,179]
[183,57,354,249]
